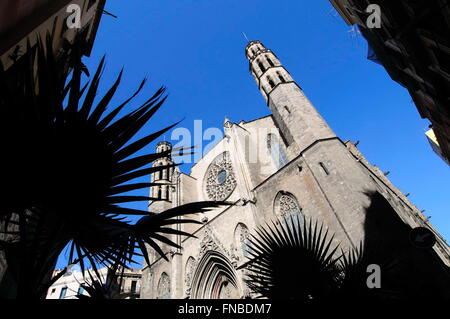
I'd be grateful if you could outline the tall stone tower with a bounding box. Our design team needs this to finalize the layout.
[246,40,335,153]
[149,141,175,213]
[140,40,450,300]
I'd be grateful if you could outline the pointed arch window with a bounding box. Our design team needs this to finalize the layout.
[267,76,275,89]
[266,56,275,67]
[258,60,265,72]
[277,71,286,83]
[166,186,171,201]
[267,134,288,169]
[234,223,250,259]
[274,191,304,230]
[157,187,162,199]
[157,272,171,299]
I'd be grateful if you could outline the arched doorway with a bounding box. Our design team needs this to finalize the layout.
[190,251,242,299]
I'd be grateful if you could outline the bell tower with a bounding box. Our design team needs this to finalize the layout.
[149,141,174,213]
[245,40,336,152]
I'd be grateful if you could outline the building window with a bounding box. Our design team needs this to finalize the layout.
[157,273,171,299]
[59,287,67,299]
[274,192,304,230]
[266,56,275,67]
[267,76,275,89]
[234,223,250,259]
[267,134,289,169]
[131,280,137,293]
[284,105,291,114]
[277,71,286,83]
[258,60,265,72]
[319,162,330,175]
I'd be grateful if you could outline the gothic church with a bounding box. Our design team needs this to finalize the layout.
[140,41,450,299]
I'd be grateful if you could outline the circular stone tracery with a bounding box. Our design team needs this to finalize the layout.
[204,152,236,201]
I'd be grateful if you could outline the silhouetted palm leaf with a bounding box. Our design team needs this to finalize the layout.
[239,215,341,300]
[0,35,227,298]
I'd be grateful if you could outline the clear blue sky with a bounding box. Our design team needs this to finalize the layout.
[58,0,449,268]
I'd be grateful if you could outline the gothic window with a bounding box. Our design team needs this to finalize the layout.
[277,71,286,83]
[234,223,250,259]
[266,56,275,67]
[267,134,288,169]
[258,60,265,72]
[267,76,275,88]
[157,188,162,199]
[203,152,237,201]
[274,192,304,228]
[157,272,171,299]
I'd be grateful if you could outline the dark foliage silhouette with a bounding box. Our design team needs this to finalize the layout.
[74,268,134,300]
[0,36,226,299]
[239,216,341,300]
[240,192,450,301]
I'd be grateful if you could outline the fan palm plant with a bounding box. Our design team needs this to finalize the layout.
[0,36,226,299]
[239,216,342,300]
[239,213,403,301]
[74,268,134,300]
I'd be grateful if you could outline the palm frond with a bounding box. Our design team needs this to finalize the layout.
[240,215,341,300]
[0,33,226,298]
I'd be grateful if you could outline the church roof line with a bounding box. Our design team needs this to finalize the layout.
[252,136,342,191]
[238,114,272,125]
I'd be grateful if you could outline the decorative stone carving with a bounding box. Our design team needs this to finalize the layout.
[197,225,233,266]
[204,152,237,201]
[185,257,196,297]
[278,193,301,218]
[230,243,240,264]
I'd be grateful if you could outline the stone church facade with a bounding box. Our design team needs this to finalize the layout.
[140,41,450,299]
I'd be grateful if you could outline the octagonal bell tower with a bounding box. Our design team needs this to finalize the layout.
[149,141,175,213]
[245,40,336,152]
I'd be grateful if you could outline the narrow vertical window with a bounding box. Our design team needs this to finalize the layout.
[266,56,275,67]
[277,71,286,83]
[267,134,289,169]
[319,162,330,175]
[284,105,291,114]
[267,76,275,89]
[258,60,265,72]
